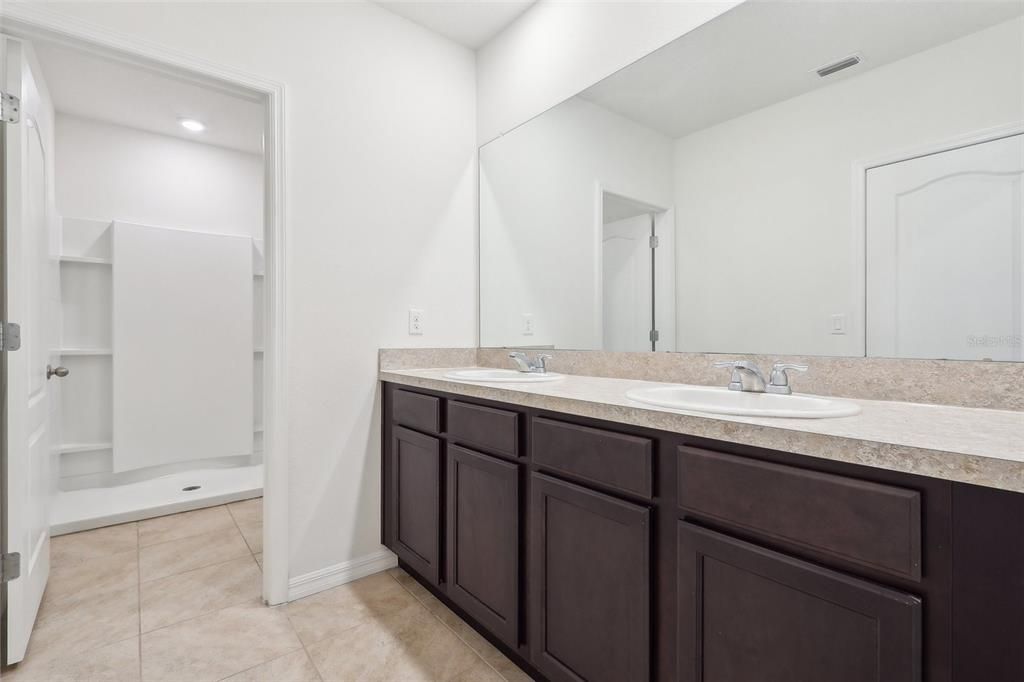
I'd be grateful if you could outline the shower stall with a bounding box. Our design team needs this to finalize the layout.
[51,217,265,534]
[31,40,269,534]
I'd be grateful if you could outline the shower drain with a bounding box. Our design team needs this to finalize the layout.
[182,485,201,492]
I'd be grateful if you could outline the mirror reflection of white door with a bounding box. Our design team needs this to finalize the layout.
[866,132,1024,361]
[602,214,653,351]
[2,36,59,665]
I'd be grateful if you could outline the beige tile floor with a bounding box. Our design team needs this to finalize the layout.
[2,498,533,681]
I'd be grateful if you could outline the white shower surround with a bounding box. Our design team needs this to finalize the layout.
[111,221,255,472]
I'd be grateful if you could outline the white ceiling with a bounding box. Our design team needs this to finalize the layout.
[375,0,536,48]
[33,41,265,154]
[581,0,1024,139]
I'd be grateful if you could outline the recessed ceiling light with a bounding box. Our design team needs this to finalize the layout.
[179,118,205,132]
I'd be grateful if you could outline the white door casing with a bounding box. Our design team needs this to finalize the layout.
[866,132,1023,361]
[3,36,60,665]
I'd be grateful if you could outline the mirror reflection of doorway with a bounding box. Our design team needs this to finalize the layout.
[601,191,673,351]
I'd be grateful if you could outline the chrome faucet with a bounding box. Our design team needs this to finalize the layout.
[509,351,553,374]
[766,363,808,395]
[714,360,808,394]
[713,360,768,392]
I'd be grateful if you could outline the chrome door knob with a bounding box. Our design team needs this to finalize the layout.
[46,365,69,380]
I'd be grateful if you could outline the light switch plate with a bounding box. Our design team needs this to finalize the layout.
[408,309,424,335]
[830,313,847,335]
[522,314,535,336]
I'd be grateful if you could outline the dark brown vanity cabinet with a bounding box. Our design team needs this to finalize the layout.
[446,444,520,648]
[388,425,442,584]
[677,522,922,682]
[382,381,1024,682]
[530,473,650,682]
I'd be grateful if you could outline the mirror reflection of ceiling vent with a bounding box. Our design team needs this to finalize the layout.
[816,55,861,78]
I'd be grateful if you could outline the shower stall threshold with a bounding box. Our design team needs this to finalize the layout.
[51,464,263,535]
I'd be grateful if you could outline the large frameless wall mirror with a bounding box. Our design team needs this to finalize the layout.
[479,0,1024,361]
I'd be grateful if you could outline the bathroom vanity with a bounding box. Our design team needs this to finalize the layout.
[380,370,1024,682]
[380,2,1024,679]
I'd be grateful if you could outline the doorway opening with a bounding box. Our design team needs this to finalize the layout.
[599,190,675,352]
[0,19,286,666]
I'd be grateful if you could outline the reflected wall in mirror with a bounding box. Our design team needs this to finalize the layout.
[479,0,1024,360]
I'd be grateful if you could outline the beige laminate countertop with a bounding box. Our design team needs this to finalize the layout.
[380,367,1024,494]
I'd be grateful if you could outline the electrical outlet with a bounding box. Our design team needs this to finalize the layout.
[408,308,424,335]
[830,313,847,335]
[522,314,534,336]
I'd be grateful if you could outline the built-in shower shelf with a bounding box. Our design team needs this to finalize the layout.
[254,348,264,353]
[60,255,112,265]
[254,426,264,433]
[58,348,113,356]
[59,442,113,454]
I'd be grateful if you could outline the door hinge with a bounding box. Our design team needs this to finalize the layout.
[0,322,21,351]
[1,92,20,124]
[1,553,21,583]
[649,235,659,249]
[649,329,660,343]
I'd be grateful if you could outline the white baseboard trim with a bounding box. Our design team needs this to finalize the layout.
[287,549,398,601]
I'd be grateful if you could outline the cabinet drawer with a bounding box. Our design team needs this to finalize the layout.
[392,389,441,434]
[533,417,653,499]
[448,401,519,458]
[677,446,922,581]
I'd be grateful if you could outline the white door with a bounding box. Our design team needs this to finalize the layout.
[602,214,653,351]
[2,37,59,665]
[866,133,1024,361]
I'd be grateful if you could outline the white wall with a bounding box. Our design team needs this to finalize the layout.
[673,17,1024,357]
[56,115,263,237]
[476,0,740,144]
[480,96,673,349]
[23,1,478,582]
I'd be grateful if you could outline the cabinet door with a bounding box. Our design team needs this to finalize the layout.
[530,473,650,682]
[390,426,441,584]
[678,522,922,682]
[447,445,520,648]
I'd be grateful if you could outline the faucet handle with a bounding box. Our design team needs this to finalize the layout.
[768,363,808,394]
[509,351,552,373]
[712,360,740,381]
[508,351,531,372]
[536,353,553,372]
[713,360,758,376]
[713,360,765,391]
[714,360,761,370]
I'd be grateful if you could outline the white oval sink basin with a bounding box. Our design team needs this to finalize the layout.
[625,385,860,419]
[444,369,564,383]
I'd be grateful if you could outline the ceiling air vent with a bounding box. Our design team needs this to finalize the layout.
[816,55,861,78]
